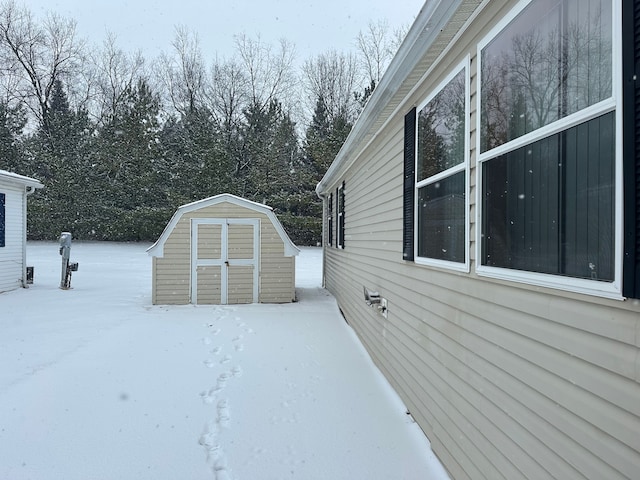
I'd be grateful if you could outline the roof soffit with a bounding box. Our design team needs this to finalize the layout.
[316,0,483,194]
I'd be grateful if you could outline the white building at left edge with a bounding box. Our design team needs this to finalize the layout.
[0,169,43,293]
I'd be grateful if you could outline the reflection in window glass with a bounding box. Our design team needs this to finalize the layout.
[480,0,612,152]
[482,112,615,281]
[418,171,466,263]
[417,70,466,181]
[415,66,467,265]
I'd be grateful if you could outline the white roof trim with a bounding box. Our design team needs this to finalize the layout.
[0,169,44,189]
[316,0,464,195]
[147,193,300,258]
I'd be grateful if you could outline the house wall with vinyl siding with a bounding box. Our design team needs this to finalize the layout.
[0,182,24,293]
[320,0,640,478]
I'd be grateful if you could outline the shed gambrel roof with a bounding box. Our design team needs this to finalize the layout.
[147,193,300,258]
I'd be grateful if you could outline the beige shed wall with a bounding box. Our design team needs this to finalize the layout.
[153,201,295,304]
[321,1,640,479]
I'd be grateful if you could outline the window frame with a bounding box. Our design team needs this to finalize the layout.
[475,0,624,299]
[414,58,470,273]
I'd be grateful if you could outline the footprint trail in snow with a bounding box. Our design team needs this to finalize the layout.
[198,309,249,479]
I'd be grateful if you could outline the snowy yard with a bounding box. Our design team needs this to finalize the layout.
[0,242,449,480]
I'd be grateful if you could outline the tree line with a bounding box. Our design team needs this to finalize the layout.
[0,1,405,245]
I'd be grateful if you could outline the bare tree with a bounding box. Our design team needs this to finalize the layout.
[89,32,146,125]
[302,49,360,125]
[481,3,612,151]
[356,19,397,86]
[234,33,297,111]
[155,25,206,118]
[0,0,84,130]
[207,56,248,135]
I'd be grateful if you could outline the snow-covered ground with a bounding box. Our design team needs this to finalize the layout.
[0,242,449,480]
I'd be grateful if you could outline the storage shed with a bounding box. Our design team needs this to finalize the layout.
[0,169,43,293]
[147,193,299,305]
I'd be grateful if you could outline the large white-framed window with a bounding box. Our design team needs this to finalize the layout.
[414,59,470,271]
[476,0,622,298]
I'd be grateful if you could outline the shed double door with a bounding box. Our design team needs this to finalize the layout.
[191,218,259,304]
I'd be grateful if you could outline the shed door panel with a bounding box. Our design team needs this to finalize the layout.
[227,266,254,304]
[197,224,222,259]
[228,224,254,259]
[191,218,259,305]
[196,265,222,304]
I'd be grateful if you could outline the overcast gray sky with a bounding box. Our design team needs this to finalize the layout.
[26,0,425,61]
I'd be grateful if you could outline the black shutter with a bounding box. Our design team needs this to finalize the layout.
[339,181,345,249]
[0,193,5,248]
[336,187,340,247]
[623,0,640,298]
[403,107,417,261]
[328,193,333,247]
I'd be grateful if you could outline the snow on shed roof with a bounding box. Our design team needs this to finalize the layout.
[0,169,44,189]
[147,193,300,258]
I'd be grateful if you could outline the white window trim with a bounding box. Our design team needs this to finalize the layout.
[475,0,624,300]
[414,57,470,273]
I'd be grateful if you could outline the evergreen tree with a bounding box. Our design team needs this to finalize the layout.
[241,100,297,202]
[0,101,26,172]
[304,95,352,180]
[26,80,93,239]
[160,108,232,205]
[0,2,400,244]
[296,95,354,245]
[88,78,167,240]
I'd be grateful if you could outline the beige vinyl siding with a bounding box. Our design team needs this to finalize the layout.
[260,225,294,303]
[260,255,294,303]
[228,224,254,259]
[152,200,295,304]
[327,246,640,478]
[153,210,191,304]
[197,224,221,259]
[321,1,640,478]
[228,266,253,304]
[196,265,222,304]
[0,184,24,293]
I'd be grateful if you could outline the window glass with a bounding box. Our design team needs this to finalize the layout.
[417,70,466,181]
[418,172,465,262]
[480,0,612,152]
[416,66,467,265]
[481,111,614,281]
